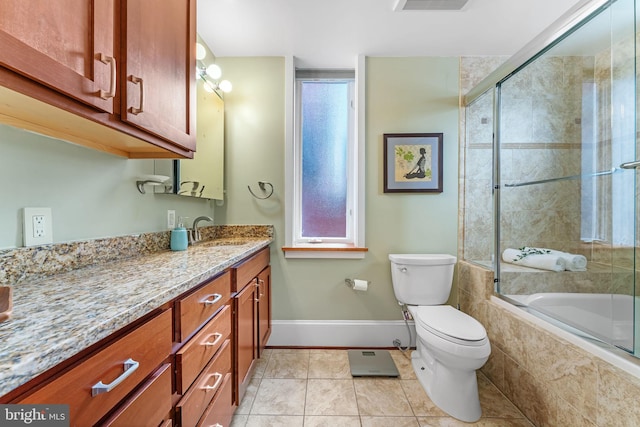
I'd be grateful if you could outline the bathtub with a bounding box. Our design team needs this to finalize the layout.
[505,293,634,352]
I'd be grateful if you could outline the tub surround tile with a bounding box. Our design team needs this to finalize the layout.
[459,260,640,427]
[596,362,640,426]
[556,397,596,427]
[0,226,273,396]
[503,356,558,427]
[476,375,524,419]
[480,345,505,391]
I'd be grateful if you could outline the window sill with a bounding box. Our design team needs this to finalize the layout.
[282,245,368,259]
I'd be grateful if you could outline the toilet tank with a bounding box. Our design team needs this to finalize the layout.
[389,254,457,305]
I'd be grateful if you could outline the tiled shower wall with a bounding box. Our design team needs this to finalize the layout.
[462,46,635,296]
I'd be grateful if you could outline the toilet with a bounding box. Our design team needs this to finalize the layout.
[389,253,491,423]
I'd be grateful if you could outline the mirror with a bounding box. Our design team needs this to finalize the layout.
[154,37,224,200]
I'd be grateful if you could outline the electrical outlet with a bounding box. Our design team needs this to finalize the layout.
[23,207,53,246]
[167,210,176,229]
[33,215,46,237]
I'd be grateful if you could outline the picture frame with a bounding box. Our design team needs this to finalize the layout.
[383,133,443,193]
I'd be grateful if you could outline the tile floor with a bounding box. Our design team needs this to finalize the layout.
[230,349,533,427]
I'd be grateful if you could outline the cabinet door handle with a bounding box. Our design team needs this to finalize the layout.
[258,278,265,297]
[254,282,260,302]
[201,293,222,305]
[200,372,223,392]
[128,75,144,114]
[201,332,223,347]
[91,358,139,396]
[97,53,117,99]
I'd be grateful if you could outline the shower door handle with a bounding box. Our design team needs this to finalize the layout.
[620,160,640,169]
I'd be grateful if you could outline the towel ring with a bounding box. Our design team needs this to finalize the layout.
[248,181,274,199]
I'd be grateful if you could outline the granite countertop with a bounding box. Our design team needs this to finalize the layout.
[0,235,272,396]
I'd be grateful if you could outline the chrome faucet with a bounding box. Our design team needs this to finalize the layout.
[191,216,214,243]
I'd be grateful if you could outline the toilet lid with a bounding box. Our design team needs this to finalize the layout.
[413,306,487,344]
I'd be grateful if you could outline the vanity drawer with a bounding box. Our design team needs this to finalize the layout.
[176,304,232,394]
[19,309,173,427]
[176,339,232,427]
[197,372,234,427]
[232,246,270,291]
[102,363,172,426]
[176,271,231,341]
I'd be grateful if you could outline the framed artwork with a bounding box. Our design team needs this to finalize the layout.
[383,133,443,193]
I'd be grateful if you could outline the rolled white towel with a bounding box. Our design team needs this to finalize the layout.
[502,248,566,272]
[545,249,587,271]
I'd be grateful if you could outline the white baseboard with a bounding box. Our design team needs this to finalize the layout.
[267,320,415,348]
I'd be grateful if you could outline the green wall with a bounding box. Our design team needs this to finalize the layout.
[217,56,460,321]
[1,56,459,321]
[0,125,214,249]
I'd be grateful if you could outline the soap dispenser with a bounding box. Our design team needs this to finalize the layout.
[170,217,189,251]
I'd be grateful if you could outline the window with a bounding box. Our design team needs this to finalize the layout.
[284,57,366,259]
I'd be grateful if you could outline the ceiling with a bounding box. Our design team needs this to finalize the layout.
[197,0,583,68]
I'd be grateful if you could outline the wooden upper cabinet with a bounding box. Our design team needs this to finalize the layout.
[0,0,116,113]
[122,0,196,152]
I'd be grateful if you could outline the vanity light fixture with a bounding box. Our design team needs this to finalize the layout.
[195,43,232,94]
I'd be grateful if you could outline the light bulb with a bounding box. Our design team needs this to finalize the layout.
[206,64,222,80]
[218,80,233,93]
[195,43,206,61]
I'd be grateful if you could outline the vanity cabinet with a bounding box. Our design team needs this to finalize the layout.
[174,271,235,427]
[232,247,271,403]
[0,0,116,113]
[17,309,173,426]
[256,265,272,356]
[2,245,271,426]
[0,0,196,158]
[121,0,196,152]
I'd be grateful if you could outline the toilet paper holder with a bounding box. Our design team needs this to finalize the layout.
[345,278,370,291]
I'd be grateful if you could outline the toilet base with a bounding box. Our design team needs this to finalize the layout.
[411,350,482,422]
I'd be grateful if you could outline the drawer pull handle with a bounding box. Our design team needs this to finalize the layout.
[202,332,223,347]
[201,372,223,392]
[97,53,117,99]
[91,358,139,396]
[128,75,144,114]
[201,293,222,305]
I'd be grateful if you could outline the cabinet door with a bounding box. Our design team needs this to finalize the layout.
[234,282,256,403]
[0,1,116,113]
[122,0,196,151]
[257,266,272,357]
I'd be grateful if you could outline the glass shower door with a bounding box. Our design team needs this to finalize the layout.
[494,0,638,355]
[609,0,636,354]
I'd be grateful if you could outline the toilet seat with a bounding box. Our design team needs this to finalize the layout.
[412,306,488,346]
